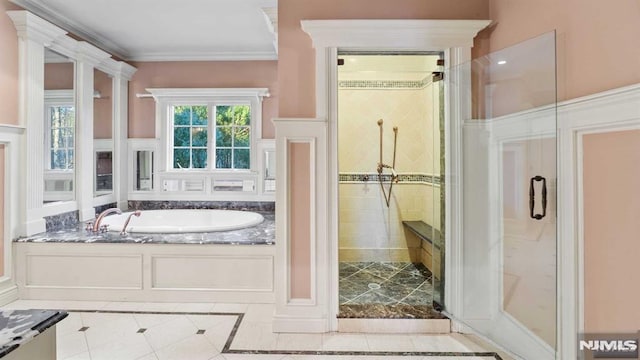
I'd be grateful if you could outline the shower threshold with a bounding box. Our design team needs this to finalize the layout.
[338,304,446,319]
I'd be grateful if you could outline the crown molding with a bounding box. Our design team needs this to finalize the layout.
[126,50,278,62]
[301,19,492,50]
[10,0,129,59]
[7,10,66,45]
[76,41,111,66]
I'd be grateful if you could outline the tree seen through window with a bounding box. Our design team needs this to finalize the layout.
[171,104,251,170]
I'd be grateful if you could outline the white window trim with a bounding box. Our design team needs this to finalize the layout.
[148,88,269,174]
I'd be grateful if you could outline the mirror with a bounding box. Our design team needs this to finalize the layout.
[93,68,114,196]
[135,150,153,191]
[264,149,275,192]
[43,48,75,203]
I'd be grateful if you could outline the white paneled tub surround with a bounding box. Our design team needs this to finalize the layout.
[14,242,275,303]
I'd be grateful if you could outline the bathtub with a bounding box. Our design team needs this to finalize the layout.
[101,209,264,233]
[13,212,275,303]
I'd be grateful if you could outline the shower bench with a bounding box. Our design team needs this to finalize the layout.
[402,221,442,279]
[402,221,441,249]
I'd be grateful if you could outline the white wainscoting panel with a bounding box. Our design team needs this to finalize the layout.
[151,255,273,291]
[15,242,275,303]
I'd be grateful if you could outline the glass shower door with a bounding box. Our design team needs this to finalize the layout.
[453,32,557,359]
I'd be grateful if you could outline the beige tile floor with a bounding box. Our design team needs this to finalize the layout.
[3,300,505,360]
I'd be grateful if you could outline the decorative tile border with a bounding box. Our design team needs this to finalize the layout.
[339,77,432,89]
[339,172,441,186]
[61,309,502,359]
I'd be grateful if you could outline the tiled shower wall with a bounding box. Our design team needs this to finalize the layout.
[338,83,441,262]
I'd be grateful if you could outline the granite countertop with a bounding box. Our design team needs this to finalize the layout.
[0,309,68,358]
[16,214,275,245]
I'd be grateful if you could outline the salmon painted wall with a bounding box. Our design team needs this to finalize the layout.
[128,61,278,139]
[277,0,489,300]
[485,0,640,333]
[583,130,640,332]
[278,0,490,118]
[0,145,4,276]
[0,2,19,262]
[0,1,19,126]
[483,0,640,102]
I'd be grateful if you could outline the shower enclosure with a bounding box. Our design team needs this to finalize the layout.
[336,53,444,318]
[451,32,558,359]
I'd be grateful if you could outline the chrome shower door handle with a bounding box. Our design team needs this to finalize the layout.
[529,175,547,220]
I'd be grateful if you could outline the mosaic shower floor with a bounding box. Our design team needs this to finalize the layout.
[338,262,445,319]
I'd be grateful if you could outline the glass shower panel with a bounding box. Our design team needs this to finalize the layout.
[452,32,557,359]
[431,61,445,310]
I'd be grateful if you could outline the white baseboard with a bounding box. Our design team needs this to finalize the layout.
[0,285,19,306]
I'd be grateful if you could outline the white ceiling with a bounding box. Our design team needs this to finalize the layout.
[11,0,278,61]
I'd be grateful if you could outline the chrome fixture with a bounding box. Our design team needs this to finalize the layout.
[377,119,399,207]
[91,207,122,233]
[120,210,142,236]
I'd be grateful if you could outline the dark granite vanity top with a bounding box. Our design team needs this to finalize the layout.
[15,214,275,245]
[0,309,68,358]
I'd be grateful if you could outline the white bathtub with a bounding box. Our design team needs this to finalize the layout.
[101,209,264,233]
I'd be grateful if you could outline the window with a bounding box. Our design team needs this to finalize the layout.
[214,105,251,169]
[151,87,269,173]
[172,105,208,169]
[44,90,75,171]
[45,103,75,170]
[169,104,252,170]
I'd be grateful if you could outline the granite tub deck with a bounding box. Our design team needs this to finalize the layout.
[0,309,67,359]
[13,213,276,303]
[17,214,274,245]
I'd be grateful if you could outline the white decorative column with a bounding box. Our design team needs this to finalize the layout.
[7,11,67,235]
[272,118,328,333]
[112,62,137,210]
[75,43,112,221]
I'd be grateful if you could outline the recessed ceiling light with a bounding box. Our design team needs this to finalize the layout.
[497,60,507,65]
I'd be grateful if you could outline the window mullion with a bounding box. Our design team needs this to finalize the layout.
[209,104,214,171]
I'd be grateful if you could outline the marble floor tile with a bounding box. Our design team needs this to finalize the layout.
[154,334,220,360]
[61,350,92,360]
[365,333,417,352]
[88,333,153,360]
[244,303,276,322]
[321,333,369,351]
[143,316,199,351]
[231,321,278,350]
[0,300,502,359]
[276,333,323,351]
[56,330,88,359]
[135,352,160,360]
